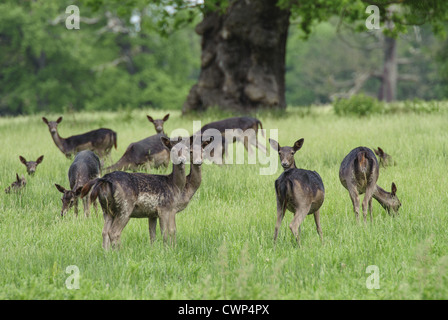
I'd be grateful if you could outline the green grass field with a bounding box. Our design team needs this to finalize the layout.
[1,106,447,300]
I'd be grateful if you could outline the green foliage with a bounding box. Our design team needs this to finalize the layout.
[334,94,384,116]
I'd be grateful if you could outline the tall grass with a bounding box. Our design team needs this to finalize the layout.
[0,106,447,299]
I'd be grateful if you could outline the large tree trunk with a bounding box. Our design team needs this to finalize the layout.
[182,0,290,114]
[378,34,397,102]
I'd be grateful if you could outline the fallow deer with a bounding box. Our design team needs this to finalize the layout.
[19,155,44,175]
[269,138,325,246]
[81,136,189,249]
[54,150,101,217]
[42,116,117,160]
[339,147,401,222]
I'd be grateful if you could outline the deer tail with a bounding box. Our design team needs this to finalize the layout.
[257,120,265,137]
[112,131,117,149]
[357,151,369,174]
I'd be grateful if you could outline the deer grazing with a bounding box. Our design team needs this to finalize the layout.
[269,138,324,246]
[5,174,27,194]
[339,147,401,222]
[42,116,117,160]
[199,116,266,161]
[54,150,101,217]
[373,147,395,168]
[19,155,44,175]
[105,115,170,172]
[81,136,189,249]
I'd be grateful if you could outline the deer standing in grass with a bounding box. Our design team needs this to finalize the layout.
[55,150,101,217]
[269,138,324,246]
[339,147,401,222]
[199,116,266,161]
[42,116,117,160]
[19,155,44,175]
[105,114,170,172]
[81,136,189,249]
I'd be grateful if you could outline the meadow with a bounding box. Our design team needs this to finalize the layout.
[0,105,447,300]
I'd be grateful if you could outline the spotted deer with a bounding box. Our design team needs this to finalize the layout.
[54,150,101,217]
[269,138,325,246]
[19,155,44,175]
[42,116,117,160]
[80,136,189,249]
[339,147,401,222]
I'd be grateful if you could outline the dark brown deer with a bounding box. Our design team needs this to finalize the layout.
[42,116,117,159]
[269,138,324,246]
[54,150,101,217]
[373,147,395,168]
[5,174,26,194]
[19,155,44,175]
[105,115,171,172]
[199,116,266,160]
[147,114,169,134]
[175,136,214,214]
[80,136,189,249]
[339,147,401,222]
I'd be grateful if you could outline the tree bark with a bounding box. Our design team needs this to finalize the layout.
[378,34,397,102]
[182,0,290,114]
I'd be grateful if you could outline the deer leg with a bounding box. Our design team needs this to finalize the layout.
[158,212,170,244]
[102,213,114,250]
[274,197,286,243]
[368,198,373,223]
[363,186,375,223]
[167,210,177,247]
[74,198,79,217]
[82,196,90,218]
[314,210,323,244]
[290,205,310,246]
[148,217,158,244]
[108,214,131,250]
[348,187,360,222]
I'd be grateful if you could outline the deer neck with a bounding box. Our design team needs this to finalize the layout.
[184,164,202,198]
[171,162,186,192]
[50,130,68,153]
[372,185,392,210]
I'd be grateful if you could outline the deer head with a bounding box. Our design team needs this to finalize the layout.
[19,155,44,175]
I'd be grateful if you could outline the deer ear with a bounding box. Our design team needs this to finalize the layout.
[36,155,44,164]
[16,173,20,181]
[201,136,214,149]
[163,114,170,121]
[160,136,172,150]
[19,156,27,165]
[391,182,397,195]
[377,147,384,156]
[54,184,66,193]
[74,186,83,197]
[293,138,304,152]
[269,138,280,151]
[147,115,154,123]
[373,148,379,155]
[56,116,63,123]
[42,117,49,124]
